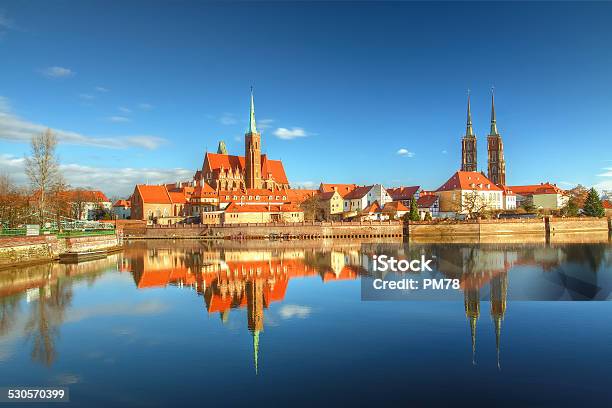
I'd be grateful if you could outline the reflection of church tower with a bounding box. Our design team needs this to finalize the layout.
[461,91,478,172]
[486,88,506,185]
[246,278,264,374]
[490,273,508,370]
[464,288,480,365]
[245,88,262,189]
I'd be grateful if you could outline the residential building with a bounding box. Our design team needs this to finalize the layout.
[387,186,420,207]
[112,200,131,219]
[61,190,112,220]
[381,201,409,220]
[343,184,391,215]
[131,184,190,225]
[359,201,383,221]
[189,183,218,217]
[222,203,303,224]
[319,183,357,197]
[508,183,568,210]
[217,189,290,210]
[499,186,517,210]
[603,200,612,216]
[319,190,344,220]
[436,171,504,217]
[417,193,440,219]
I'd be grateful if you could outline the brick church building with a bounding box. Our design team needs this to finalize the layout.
[194,90,290,191]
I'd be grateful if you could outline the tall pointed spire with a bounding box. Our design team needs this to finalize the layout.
[466,89,475,137]
[494,316,502,370]
[490,87,499,135]
[249,86,257,134]
[252,329,260,375]
[470,316,477,365]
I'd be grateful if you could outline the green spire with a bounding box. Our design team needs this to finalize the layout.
[248,87,257,134]
[494,316,502,371]
[252,329,260,375]
[470,315,477,365]
[466,90,475,137]
[217,140,228,155]
[490,87,499,135]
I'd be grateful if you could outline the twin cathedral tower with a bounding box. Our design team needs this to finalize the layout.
[461,89,506,186]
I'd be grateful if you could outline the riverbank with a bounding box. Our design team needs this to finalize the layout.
[0,234,122,269]
[122,217,611,240]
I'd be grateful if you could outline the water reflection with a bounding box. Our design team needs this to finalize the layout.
[0,237,610,374]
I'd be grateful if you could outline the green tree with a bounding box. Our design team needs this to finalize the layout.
[409,197,420,221]
[583,188,605,217]
[562,197,579,217]
[424,211,433,221]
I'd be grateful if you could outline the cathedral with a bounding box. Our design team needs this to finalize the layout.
[460,89,507,186]
[194,90,290,191]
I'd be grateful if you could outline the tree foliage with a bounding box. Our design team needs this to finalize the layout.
[300,195,323,222]
[583,188,605,217]
[409,197,420,221]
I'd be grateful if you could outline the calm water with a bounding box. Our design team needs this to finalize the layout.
[1,236,612,407]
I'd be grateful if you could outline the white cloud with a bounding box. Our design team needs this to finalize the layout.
[441,150,448,154]
[219,113,237,125]
[0,11,16,33]
[108,116,130,123]
[118,106,132,114]
[278,304,312,319]
[396,148,415,157]
[258,119,274,130]
[0,96,165,149]
[138,103,153,111]
[595,167,612,192]
[79,93,95,100]
[290,181,315,188]
[0,154,193,196]
[274,127,308,140]
[41,66,74,78]
[95,86,109,92]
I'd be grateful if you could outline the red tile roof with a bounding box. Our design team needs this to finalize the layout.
[204,153,288,184]
[387,186,420,200]
[361,201,382,214]
[417,195,438,208]
[436,171,502,192]
[344,185,373,200]
[382,201,409,213]
[113,199,131,208]
[286,189,318,204]
[603,200,612,209]
[168,191,188,204]
[507,183,565,196]
[135,185,172,204]
[191,183,216,198]
[319,183,357,197]
[319,191,338,201]
[57,190,110,203]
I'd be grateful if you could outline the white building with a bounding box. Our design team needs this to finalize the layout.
[436,171,504,218]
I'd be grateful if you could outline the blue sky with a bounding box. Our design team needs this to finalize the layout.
[1,1,611,197]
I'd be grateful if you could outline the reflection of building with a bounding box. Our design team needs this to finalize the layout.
[464,288,480,365]
[490,273,507,370]
[122,244,363,374]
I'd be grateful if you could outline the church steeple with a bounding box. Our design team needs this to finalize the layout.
[461,90,478,172]
[248,86,257,135]
[490,87,499,135]
[245,87,262,189]
[466,90,475,137]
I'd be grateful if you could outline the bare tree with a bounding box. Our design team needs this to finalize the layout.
[300,195,324,222]
[25,129,62,224]
[452,189,491,220]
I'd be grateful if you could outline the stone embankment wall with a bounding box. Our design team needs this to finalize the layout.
[133,221,404,239]
[0,234,120,269]
[125,217,611,241]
